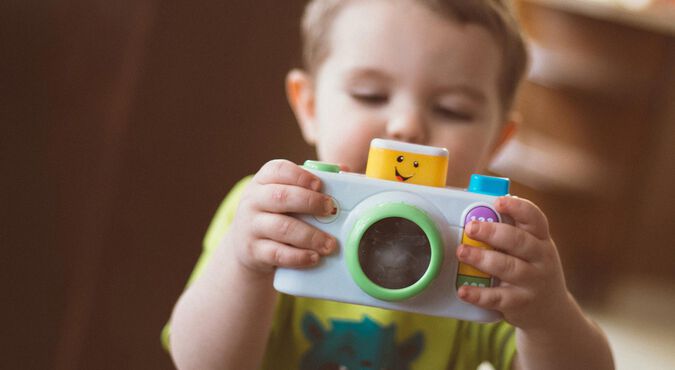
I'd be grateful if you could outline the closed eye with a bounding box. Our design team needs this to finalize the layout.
[350,92,389,105]
[433,105,473,121]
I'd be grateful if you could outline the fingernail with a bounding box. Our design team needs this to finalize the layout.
[458,287,469,299]
[496,197,506,208]
[458,245,469,258]
[324,198,336,215]
[323,238,335,254]
[310,253,319,263]
[311,179,321,191]
[468,221,479,236]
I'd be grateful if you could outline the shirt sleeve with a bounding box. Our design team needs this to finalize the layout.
[161,176,253,351]
[470,319,518,370]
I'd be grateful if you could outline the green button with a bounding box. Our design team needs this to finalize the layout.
[303,160,341,173]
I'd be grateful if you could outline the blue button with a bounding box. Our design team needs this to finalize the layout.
[468,174,510,196]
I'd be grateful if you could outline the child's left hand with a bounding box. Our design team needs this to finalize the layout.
[456,196,572,330]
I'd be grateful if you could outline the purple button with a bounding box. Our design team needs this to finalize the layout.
[464,206,499,225]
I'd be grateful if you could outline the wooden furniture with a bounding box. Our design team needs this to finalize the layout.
[498,0,675,303]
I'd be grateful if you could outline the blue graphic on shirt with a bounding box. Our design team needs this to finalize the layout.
[300,312,424,370]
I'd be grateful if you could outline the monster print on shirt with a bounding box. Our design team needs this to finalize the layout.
[300,312,424,370]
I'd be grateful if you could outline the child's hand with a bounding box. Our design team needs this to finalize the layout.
[456,196,572,331]
[227,160,338,276]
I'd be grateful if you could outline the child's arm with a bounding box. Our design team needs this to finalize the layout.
[169,160,337,370]
[456,197,614,370]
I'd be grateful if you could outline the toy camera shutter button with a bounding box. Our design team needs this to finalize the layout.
[456,175,510,289]
[303,160,341,223]
[467,174,509,197]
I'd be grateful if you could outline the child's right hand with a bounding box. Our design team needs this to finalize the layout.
[226,159,338,276]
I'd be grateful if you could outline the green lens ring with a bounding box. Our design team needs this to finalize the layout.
[345,202,443,301]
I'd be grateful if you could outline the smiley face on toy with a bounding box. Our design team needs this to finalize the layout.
[365,139,449,188]
[394,155,418,182]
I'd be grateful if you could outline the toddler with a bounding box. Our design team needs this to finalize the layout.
[167,0,614,369]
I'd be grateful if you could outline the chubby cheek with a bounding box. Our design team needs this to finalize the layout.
[316,143,367,173]
[315,123,378,173]
[441,135,495,187]
[446,157,479,187]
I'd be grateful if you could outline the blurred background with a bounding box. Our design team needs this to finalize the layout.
[3,0,674,369]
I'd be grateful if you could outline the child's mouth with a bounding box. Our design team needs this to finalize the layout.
[395,167,413,182]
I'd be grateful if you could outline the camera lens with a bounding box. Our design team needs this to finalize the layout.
[358,217,431,289]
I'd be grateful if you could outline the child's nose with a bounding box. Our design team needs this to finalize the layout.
[386,110,427,144]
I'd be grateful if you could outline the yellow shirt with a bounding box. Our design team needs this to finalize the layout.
[164,177,516,370]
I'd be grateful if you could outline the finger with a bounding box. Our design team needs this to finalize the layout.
[253,213,337,255]
[457,284,530,312]
[251,239,321,269]
[456,244,534,285]
[253,183,334,216]
[255,159,322,191]
[494,196,549,240]
[464,221,542,262]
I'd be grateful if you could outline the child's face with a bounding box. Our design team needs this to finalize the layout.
[289,0,514,187]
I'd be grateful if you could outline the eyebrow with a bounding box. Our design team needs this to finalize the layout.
[437,85,487,105]
[343,67,394,84]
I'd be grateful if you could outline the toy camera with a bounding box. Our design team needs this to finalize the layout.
[273,139,510,322]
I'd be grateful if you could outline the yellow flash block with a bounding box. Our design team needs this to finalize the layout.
[365,139,448,188]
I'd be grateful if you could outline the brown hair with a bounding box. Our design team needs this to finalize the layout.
[300,0,528,114]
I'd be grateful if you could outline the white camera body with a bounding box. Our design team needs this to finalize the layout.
[273,160,509,323]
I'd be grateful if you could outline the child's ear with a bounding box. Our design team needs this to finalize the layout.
[286,69,317,145]
[489,111,520,159]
